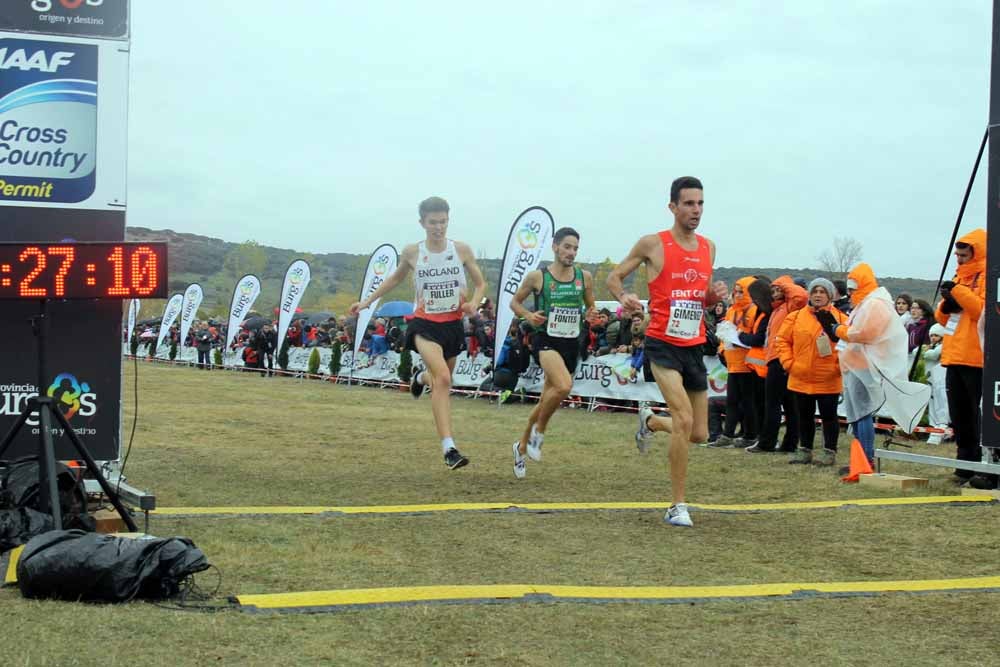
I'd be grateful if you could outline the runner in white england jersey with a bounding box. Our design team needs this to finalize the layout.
[351,197,487,469]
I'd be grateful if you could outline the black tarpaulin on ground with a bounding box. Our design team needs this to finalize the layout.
[17,530,210,602]
[0,507,53,554]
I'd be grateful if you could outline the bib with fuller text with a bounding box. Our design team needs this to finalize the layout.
[423,280,460,314]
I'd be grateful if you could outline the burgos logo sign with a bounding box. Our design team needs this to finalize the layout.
[32,1,106,11]
[47,372,94,420]
[517,221,541,250]
[373,255,389,276]
[0,373,97,427]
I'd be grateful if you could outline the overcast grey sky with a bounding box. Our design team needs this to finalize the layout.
[126,2,991,280]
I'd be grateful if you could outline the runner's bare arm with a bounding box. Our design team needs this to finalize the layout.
[607,235,656,313]
[350,244,416,315]
[510,270,545,328]
[456,241,487,316]
[582,270,598,320]
[705,238,725,304]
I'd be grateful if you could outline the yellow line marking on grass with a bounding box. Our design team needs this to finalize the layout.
[235,576,1000,611]
[3,545,22,585]
[152,495,995,516]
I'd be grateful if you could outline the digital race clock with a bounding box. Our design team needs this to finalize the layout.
[0,242,168,299]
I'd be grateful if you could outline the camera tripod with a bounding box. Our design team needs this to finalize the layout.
[0,300,137,532]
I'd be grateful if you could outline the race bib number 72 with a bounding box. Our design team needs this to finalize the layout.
[666,299,702,340]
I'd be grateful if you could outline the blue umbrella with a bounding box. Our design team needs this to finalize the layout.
[374,301,414,318]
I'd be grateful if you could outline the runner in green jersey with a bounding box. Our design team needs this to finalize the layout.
[508,227,597,479]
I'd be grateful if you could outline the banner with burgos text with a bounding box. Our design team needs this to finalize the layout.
[155,292,183,353]
[276,259,311,350]
[493,207,554,372]
[125,297,138,340]
[353,244,398,365]
[0,0,129,40]
[226,274,260,348]
[178,283,203,349]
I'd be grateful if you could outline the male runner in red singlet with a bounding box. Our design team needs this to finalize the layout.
[606,176,718,527]
[350,196,487,469]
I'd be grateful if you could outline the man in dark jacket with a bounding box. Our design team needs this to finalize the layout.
[195,328,213,370]
[255,323,277,376]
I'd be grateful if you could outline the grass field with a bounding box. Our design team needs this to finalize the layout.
[2,362,998,666]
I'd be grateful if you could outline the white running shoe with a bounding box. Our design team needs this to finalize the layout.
[512,441,526,479]
[635,407,655,453]
[526,426,544,462]
[665,503,693,527]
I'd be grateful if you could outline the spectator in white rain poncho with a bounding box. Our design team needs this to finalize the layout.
[813,263,931,464]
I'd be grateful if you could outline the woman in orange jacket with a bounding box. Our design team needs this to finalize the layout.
[747,276,808,453]
[775,277,847,465]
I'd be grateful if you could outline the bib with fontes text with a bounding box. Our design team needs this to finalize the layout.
[547,306,581,338]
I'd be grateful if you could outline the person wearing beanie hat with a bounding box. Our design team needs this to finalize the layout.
[775,278,848,466]
[922,323,951,444]
[928,323,949,339]
[807,277,836,301]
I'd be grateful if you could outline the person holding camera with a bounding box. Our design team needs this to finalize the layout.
[934,229,992,487]
[195,327,213,370]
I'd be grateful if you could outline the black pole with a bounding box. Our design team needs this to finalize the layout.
[980,0,1000,452]
[33,300,63,528]
[931,129,988,304]
[908,128,988,381]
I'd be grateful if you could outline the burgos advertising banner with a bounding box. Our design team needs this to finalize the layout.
[0,36,97,204]
[0,0,129,41]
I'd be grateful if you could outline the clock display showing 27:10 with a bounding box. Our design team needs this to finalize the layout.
[0,243,169,300]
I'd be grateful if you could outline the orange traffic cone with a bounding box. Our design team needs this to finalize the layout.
[841,438,873,483]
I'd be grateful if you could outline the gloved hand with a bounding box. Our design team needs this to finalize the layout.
[813,309,840,342]
[939,295,962,315]
[940,280,956,292]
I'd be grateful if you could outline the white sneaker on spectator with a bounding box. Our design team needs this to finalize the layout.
[512,442,526,479]
[635,407,655,453]
[526,426,544,462]
[665,503,693,527]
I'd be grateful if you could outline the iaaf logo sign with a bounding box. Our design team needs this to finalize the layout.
[0,374,97,427]
[0,45,73,72]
